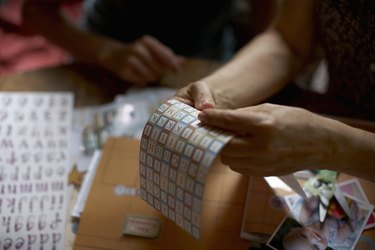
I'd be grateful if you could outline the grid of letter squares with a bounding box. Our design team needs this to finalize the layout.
[139,99,231,238]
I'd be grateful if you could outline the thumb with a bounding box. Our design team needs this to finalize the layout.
[191,81,215,110]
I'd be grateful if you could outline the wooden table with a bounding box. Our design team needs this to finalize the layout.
[0,59,221,108]
[1,59,374,249]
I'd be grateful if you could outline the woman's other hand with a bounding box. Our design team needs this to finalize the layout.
[198,103,337,176]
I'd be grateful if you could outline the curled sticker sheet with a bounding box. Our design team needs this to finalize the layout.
[139,98,233,239]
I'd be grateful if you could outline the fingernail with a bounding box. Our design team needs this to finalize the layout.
[198,100,214,110]
[198,112,206,122]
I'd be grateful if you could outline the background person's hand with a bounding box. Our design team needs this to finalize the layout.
[100,35,184,86]
[198,103,338,176]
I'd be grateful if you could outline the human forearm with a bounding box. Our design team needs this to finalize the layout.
[174,0,315,110]
[22,0,185,85]
[327,119,375,181]
[199,29,304,109]
[22,0,119,66]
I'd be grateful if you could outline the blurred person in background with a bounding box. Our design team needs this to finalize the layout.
[22,0,241,86]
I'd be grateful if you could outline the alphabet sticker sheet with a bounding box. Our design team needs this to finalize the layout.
[139,98,233,239]
[0,92,73,249]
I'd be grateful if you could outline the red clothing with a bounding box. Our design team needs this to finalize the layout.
[0,0,82,76]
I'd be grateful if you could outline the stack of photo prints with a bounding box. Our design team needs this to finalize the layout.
[267,172,374,250]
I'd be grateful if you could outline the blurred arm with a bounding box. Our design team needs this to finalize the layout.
[22,0,115,66]
[199,0,316,109]
[22,0,183,85]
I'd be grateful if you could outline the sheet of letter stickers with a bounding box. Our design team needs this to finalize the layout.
[139,98,233,239]
[0,92,73,250]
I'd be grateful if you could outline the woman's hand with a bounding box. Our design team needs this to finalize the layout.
[174,79,238,111]
[174,81,216,110]
[100,35,184,86]
[198,103,337,176]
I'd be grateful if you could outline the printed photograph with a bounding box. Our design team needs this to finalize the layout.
[267,195,373,250]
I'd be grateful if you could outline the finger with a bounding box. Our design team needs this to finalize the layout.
[132,42,165,76]
[220,136,261,157]
[198,108,272,133]
[190,81,215,110]
[173,81,215,109]
[122,67,148,86]
[176,55,186,64]
[173,92,194,107]
[220,155,271,176]
[127,56,157,83]
[142,36,181,72]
